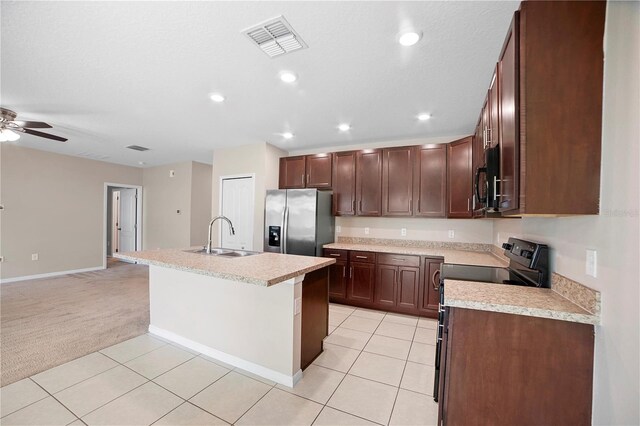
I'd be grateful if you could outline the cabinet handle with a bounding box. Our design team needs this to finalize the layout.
[352,200,356,212]
[301,174,305,186]
[349,267,353,278]
[391,257,406,261]
[467,198,470,212]
[343,266,346,278]
[307,174,310,185]
[432,269,441,291]
[355,255,368,259]
[329,253,341,257]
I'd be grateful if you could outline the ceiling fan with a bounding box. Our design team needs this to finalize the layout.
[0,107,68,142]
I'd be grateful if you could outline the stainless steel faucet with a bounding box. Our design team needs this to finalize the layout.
[206,216,235,253]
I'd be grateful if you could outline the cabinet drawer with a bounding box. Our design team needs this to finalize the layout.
[377,253,420,267]
[349,251,376,263]
[323,249,348,261]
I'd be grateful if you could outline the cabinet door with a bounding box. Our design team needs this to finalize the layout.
[356,150,382,216]
[397,266,420,313]
[447,137,473,218]
[423,259,442,312]
[328,260,348,301]
[488,68,500,149]
[375,265,397,308]
[498,14,520,213]
[413,144,447,217]
[306,154,333,189]
[349,262,375,303]
[279,156,306,189]
[332,151,357,216]
[382,147,414,216]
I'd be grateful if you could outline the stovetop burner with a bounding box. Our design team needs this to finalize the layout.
[440,264,533,286]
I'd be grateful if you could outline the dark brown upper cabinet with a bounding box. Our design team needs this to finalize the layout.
[472,116,487,217]
[477,1,606,216]
[279,154,332,190]
[355,149,382,216]
[279,156,306,189]
[332,151,357,216]
[447,137,473,218]
[305,154,333,189]
[382,146,414,216]
[497,14,519,213]
[413,144,447,218]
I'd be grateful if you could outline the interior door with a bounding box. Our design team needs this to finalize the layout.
[221,177,254,250]
[118,188,137,252]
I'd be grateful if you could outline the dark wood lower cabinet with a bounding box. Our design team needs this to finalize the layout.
[419,258,443,317]
[325,248,442,317]
[300,267,329,370]
[439,307,594,425]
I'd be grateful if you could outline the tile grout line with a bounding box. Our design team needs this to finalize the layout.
[27,376,83,424]
[0,378,50,419]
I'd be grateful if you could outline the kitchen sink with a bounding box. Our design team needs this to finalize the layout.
[184,248,262,258]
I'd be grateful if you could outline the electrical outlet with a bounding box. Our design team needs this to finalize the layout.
[0,256,4,262]
[586,249,597,277]
[31,253,39,261]
[169,170,175,177]
[336,225,341,233]
[448,230,455,239]
[364,227,370,235]
[401,228,407,236]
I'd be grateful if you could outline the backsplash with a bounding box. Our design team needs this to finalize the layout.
[337,236,494,252]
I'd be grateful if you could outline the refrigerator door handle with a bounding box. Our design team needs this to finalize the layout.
[282,206,289,254]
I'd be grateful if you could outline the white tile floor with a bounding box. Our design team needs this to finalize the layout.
[0,304,439,425]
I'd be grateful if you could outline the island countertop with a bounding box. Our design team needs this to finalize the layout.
[114,249,335,286]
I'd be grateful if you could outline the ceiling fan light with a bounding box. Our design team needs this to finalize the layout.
[0,129,20,142]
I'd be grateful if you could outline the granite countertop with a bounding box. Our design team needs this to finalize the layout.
[114,249,335,287]
[323,242,507,267]
[444,280,598,325]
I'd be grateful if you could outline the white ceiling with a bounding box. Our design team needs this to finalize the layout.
[1,1,519,167]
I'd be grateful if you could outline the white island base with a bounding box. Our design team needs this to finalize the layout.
[148,265,305,387]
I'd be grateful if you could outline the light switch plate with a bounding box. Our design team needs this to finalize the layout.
[448,230,455,239]
[401,228,407,236]
[364,227,370,235]
[31,253,39,261]
[336,225,341,233]
[169,170,175,177]
[586,249,597,277]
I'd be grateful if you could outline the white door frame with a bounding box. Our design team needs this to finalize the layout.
[218,173,255,247]
[103,182,143,268]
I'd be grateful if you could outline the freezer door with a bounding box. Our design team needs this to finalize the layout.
[264,190,286,253]
[285,189,317,256]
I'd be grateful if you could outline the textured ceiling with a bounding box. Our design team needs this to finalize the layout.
[1,1,519,167]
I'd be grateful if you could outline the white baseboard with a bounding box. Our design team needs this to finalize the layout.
[149,325,303,388]
[0,266,105,284]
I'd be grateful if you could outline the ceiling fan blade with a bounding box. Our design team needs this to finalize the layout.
[22,128,68,142]
[15,120,52,129]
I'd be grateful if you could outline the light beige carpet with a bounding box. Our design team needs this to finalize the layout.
[0,259,149,386]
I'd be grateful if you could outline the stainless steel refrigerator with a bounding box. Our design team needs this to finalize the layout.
[264,189,334,256]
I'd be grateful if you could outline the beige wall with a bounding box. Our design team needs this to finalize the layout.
[190,162,213,247]
[211,142,286,251]
[337,216,494,243]
[0,144,142,280]
[142,161,212,250]
[494,3,639,422]
[142,161,192,250]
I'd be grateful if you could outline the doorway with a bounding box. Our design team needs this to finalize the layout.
[219,175,255,250]
[104,183,143,268]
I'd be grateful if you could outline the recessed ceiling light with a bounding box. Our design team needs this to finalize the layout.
[282,132,294,139]
[338,123,351,132]
[417,113,431,121]
[279,71,298,83]
[399,31,422,47]
[138,161,146,165]
[210,93,225,103]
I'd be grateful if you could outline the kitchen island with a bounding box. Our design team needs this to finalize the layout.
[114,248,335,387]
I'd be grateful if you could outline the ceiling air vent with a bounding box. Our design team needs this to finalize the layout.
[126,145,150,152]
[243,16,308,58]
